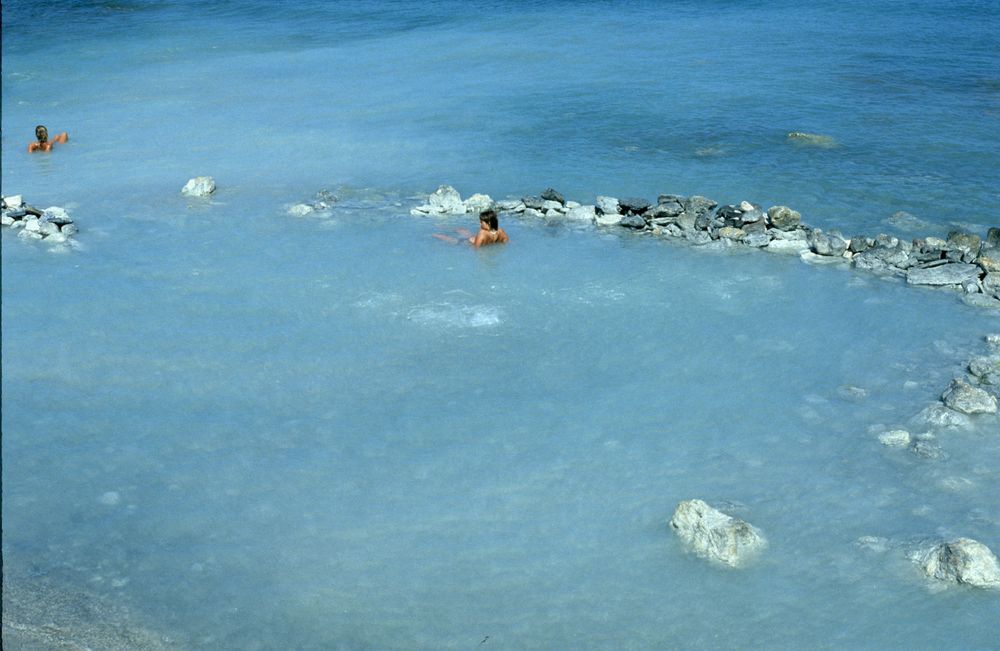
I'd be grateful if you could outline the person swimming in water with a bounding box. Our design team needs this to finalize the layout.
[432,208,510,247]
[27,125,69,153]
[468,209,509,248]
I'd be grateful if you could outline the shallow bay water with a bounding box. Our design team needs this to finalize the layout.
[3,1,1000,649]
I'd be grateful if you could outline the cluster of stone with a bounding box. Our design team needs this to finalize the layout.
[880,334,1000,460]
[287,190,338,218]
[2,195,79,248]
[412,185,1000,309]
[669,499,767,568]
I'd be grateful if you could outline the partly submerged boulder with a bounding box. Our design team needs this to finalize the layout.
[181,176,216,197]
[914,538,1000,588]
[669,499,766,567]
[942,378,998,415]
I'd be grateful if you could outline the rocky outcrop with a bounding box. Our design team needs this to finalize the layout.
[2,195,80,250]
[669,499,766,567]
[181,176,216,197]
[913,538,1000,588]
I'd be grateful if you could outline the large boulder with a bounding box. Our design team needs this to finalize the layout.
[564,205,597,222]
[808,229,849,256]
[619,197,651,216]
[540,188,565,205]
[914,538,1000,588]
[942,378,997,414]
[181,176,216,197]
[669,499,766,567]
[464,193,494,214]
[428,185,464,214]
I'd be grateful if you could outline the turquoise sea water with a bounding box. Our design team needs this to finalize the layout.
[3,1,999,649]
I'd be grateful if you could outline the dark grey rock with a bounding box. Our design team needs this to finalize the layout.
[685,230,712,245]
[521,196,544,210]
[619,214,646,229]
[717,205,743,227]
[906,263,981,287]
[540,188,565,205]
[987,228,1000,248]
[619,197,651,215]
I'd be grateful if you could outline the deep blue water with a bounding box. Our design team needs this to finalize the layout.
[3,1,999,649]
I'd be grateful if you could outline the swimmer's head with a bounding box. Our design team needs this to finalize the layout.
[35,125,48,142]
[480,208,498,231]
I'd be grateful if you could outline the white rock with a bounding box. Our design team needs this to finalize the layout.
[565,205,597,222]
[44,232,69,244]
[669,499,766,567]
[915,538,1000,588]
[565,200,581,210]
[9,219,25,230]
[428,185,464,214]
[913,404,973,430]
[1,215,13,226]
[3,195,24,208]
[765,239,809,254]
[739,200,754,211]
[288,203,315,217]
[18,229,43,240]
[523,208,544,219]
[541,200,564,212]
[24,218,41,232]
[595,213,622,227]
[42,206,72,223]
[544,209,562,218]
[879,429,911,447]
[182,176,216,197]
[463,193,493,214]
[596,196,620,215]
[61,223,79,236]
[38,221,60,236]
[986,334,1000,349]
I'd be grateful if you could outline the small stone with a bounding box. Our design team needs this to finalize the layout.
[942,378,997,414]
[564,201,581,210]
[987,334,1000,349]
[18,229,43,240]
[838,385,868,401]
[181,176,216,197]
[24,218,41,232]
[619,214,646,229]
[915,538,1000,588]
[767,206,801,231]
[288,203,315,217]
[878,429,911,447]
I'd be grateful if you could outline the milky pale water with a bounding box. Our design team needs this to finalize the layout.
[2,1,999,649]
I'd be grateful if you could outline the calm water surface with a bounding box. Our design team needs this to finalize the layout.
[3,1,999,649]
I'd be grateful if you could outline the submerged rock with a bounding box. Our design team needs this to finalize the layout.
[942,378,997,414]
[786,131,838,148]
[669,499,766,567]
[878,429,911,447]
[913,404,973,430]
[181,176,216,197]
[914,538,1000,588]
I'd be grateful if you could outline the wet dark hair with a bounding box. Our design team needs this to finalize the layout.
[480,208,498,231]
[35,125,48,139]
